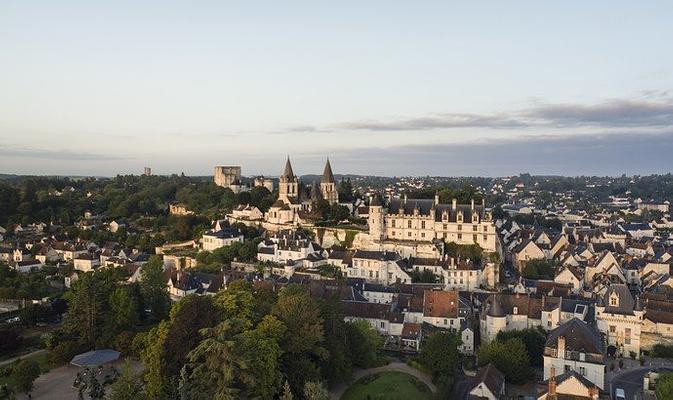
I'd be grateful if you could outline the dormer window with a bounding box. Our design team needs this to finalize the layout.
[609,292,619,307]
[457,212,463,223]
[442,211,448,222]
[513,306,518,315]
[472,214,479,223]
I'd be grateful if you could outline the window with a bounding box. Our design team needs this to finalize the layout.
[443,224,447,230]
[380,322,384,328]
[473,225,478,231]
[484,226,488,232]
[444,319,447,325]
[580,367,586,376]
[564,365,571,373]
[421,221,426,229]
[458,234,462,240]
[421,233,425,238]
[609,325,616,333]
[408,220,412,229]
[473,235,478,242]
[458,224,462,231]
[450,319,454,325]
[408,232,412,237]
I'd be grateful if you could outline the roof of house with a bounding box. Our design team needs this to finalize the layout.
[423,290,459,318]
[546,318,603,355]
[469,364,505,398]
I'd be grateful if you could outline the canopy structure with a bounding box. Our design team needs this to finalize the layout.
[70,349,120,367]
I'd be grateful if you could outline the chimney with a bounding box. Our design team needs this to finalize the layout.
[404,194,408,204]
[452,198,457,210]
[482,198,485,207]
[557,336,566,359]
[434,192,439,205]
[548,367,557,396]
[471,199,475,210]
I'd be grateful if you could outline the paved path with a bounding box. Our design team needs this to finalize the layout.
[0,349,47,368]
[329,362,436,400]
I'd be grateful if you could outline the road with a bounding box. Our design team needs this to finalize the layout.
[0,349,47,368]
[610,366,673,400]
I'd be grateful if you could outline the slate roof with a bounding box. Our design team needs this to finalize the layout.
[469,364,505,398]
[546,318,603,355]
[321,158,335,183]
[387,198,484,222]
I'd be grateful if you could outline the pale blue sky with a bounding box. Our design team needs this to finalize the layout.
[1,1,672,176]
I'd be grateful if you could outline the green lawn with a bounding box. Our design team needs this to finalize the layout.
[341,371,432,400]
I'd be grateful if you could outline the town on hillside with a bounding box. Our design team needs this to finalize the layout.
[1,164,673,399]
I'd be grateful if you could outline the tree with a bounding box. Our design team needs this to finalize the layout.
[318,296,352,386]
[521,259,555,280]
[0,328,22,356]
[272,285,327,394]
[10,359,40,393]
[239,315,286,398]
[303,381,329,400]
[656,372,673,400]
[213,280,254,325]
[280,381,293,400]
[63,270,116,347]
[495,328,546,367]
[477,338,532,384]
[418,332,461,380]
[346,320,383,368]
[179,319,251,400]
[139,295,217,399]
[108,286,140,333]
[140,256,170,320]
[108,361,144,400]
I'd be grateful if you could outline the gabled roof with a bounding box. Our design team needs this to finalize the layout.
[470,364,505,398]
[546,318,603,355]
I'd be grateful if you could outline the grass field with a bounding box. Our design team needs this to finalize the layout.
[340,371,432,400]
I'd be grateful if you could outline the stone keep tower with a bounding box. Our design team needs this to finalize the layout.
[278,157,298,203]
[367,195,386,242]
[320,158,339,205]
[214,166,241,187]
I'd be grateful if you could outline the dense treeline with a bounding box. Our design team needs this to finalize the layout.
[0,175,277,226]
[127,282,384,399]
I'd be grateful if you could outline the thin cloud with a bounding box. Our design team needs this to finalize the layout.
[329,131,673,176]
[334,113,525,131]
[527,99,673,128]
[0,145,129,161]
[277,95,673,133]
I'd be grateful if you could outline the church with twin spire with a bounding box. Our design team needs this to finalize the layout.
[266,157,339,225]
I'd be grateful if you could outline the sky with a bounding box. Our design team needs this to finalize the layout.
[1,1,673,177]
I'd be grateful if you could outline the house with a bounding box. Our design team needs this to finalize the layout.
[257,230,324,267]
[543,318,605,389]
[13,259,43,273]
[169,203,194,216]
[467,364,505,400]
[595,284,643,358]
[537,370,600,400]
[230,204,264,221]
[346,250,411,285]
[74,253,101,272]
[554,265,583,294]
[422,290,464,331]
[512,239,546,273]
[109,220,127,233]
[201,228,244,251]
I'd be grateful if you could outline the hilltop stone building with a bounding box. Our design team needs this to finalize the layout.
[368,194,497,252]
[266,157,340,226]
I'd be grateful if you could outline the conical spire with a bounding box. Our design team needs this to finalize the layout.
[488,295,505,317]
[311,180,321,202]
[282,156,295,179]
[321,158,335,183]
